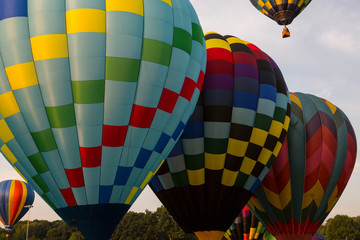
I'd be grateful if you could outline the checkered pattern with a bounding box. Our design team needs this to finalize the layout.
[248,93,357,238]
[149,33,290,234]
[0,0,206,221]
[250,0,312,25]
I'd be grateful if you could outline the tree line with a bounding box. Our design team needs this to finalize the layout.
[1,208,360,240]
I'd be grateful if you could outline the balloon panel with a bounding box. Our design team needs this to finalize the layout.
[150,33,290,236]
[248,92,357,237]
[0,0,206,239]
[0,180,35,230]
[249,0,312,25]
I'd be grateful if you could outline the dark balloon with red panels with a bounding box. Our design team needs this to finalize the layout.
[150,33,291,240]
[0,180,35,230]
[248,93,357,240]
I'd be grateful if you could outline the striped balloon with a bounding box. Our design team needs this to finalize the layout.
[150,33,290,240]
[227,206,269,240]
[0,1,206,239]
[250,0,312,26]
[0,180,35,230]
[248,92,357,240]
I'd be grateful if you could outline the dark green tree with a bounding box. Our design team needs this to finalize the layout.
[326,215,360,240]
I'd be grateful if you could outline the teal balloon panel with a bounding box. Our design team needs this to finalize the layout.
[0,0,206,239]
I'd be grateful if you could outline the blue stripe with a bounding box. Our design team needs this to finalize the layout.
[134,148,152,168]
[167,140,184,158]
[114,167,132,185]
[99,185,113,204]
[172,121,185,140]
[150,176,164,192]
[181,122,203,139]
[233,92,258,111]
[259,84,277,102]
[154,133,170,153]
[0,0,27,21]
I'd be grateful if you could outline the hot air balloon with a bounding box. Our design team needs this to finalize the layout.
[0,180,35,231]
[249,0,312,37]
[0,1,206,239]
[227,206,268,240]
[149,32,291,240]
[248,92,357,240]
[312,232,326,240]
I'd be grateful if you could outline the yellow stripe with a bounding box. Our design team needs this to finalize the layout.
[268,120,283,138]
[227,138,248,157]
[248,197,265,212]
[283,115,290,131]
[0,119,14,143]
[302,180,324,209]
[205,38,231,51]
[125,187,139,204]
[288,0,295,4]
[5,62,38,90]
[12,182,27,225]
[263,181,291,210]
[225,36,249,46]
[264,2,273,10]
[1,145,17,164]
[325,100,337,115]
[257,148,272,165]
[257,0,265,8]
[272,141,283,158]
[106,0,144,16]
[31,34,68,61]
[221,169,238,187]
[249,227,256,239]
[275,0,283,5]
[8,181,15,223]
[161,0,172,7]
[0,91,20,119]
[239,157,256,175]
[14,167,27,182]
[326,186,338,212]
[187,169,205,186]
[140,172,154,189]
[249,128,268,147]
[290,93,302,109]
[66,9,106,34]
[205,153,225,170]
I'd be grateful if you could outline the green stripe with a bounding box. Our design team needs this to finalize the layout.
[31,129,57,152]
[192,23,204,45]
[185,153,204,170]
[254,113,273,131]
[272,106,286,123]
[173,27,192,55]
[46,104,76,128]
[142,38,172,66]
[28,152,49,174]
[32,174,49,193]
[172,170,189,187]
[106,57,140,82]
[41,193,56,209]
[72,80,105,104]
[204,138,228,154]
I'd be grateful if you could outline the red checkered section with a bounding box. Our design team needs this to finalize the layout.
[158,88,179,113]
[129,104,156,128]
[102,125,128,147]
[180,77,196,101]
[60,188,77,207]
[232,51,257,67]
[205,59,234,76]
[80,146,102,168]
[206,48,233,62]
[65,168,85,188]
[196,70,205,91]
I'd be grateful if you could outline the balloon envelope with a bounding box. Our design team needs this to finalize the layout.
[248,92,357,240]
[0,180,35,230]
[312,232,326,240]
[150,32,290,240]
[0,1,206,239]
[249,0,312,26]
[227,206,269,240]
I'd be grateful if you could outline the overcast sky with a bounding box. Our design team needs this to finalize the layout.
[0,0,359,228]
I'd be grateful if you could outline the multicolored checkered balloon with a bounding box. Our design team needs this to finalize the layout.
[248,92,357,240]
[149,33,291,240]
[0,0,206,239]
